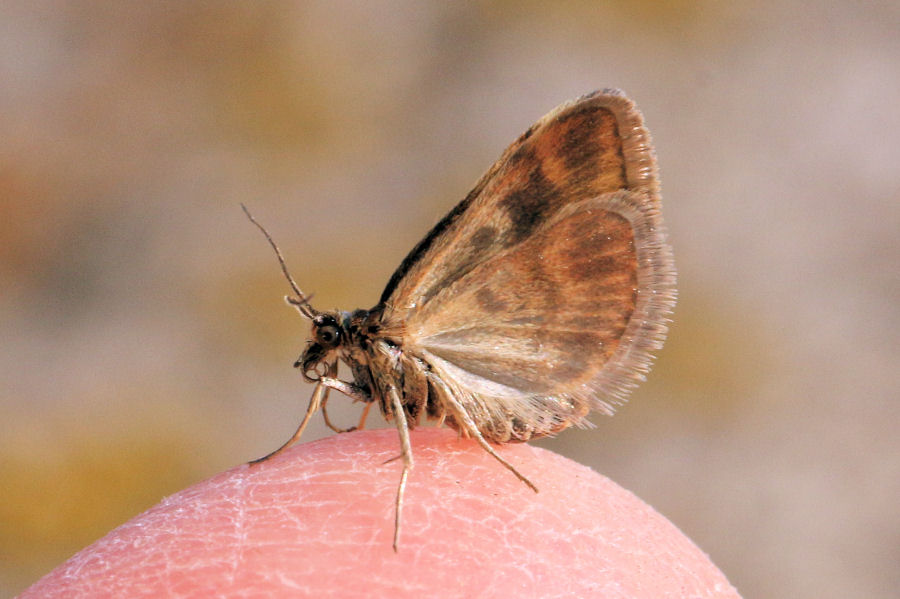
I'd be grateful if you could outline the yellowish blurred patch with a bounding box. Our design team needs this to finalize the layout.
[483,0,718,32]
[0,401,203,594]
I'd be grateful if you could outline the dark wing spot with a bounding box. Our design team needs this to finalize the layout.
[475,287,507,313]
[557,107,604,172]
[469,226,497,254]
[499,166,559,245]
[507,144,540,172]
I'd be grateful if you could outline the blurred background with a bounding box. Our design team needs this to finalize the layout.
[1,2,897,597]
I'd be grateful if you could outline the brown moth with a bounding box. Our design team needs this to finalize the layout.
[244,89,676,551]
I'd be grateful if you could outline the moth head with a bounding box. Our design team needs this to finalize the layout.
[295,312,345,381]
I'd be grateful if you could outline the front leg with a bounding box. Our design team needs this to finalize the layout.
[320,376,375,434]
[319,377,371,403]
[249,380,328,465]
[250,377,372,464]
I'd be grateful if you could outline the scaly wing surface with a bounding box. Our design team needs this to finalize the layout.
[379,90,675,438]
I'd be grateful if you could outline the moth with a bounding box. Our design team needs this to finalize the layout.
[245,89,676,551]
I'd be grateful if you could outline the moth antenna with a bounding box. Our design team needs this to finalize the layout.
[241,203,318,318]
[286,294,317,318]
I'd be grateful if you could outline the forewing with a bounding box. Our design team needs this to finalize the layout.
[379,89,659,318]
[378,90,675,433]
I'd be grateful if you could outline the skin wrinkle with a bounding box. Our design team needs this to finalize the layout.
[226,471,250,586]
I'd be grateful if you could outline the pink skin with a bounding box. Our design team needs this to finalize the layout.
[20,428,740,598]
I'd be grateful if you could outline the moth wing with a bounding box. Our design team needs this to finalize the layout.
[377,90,675,438]
[379,89,659,317]
[405,191,675,440]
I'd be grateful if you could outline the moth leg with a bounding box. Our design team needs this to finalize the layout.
[388,385,413,552]
[321,394,351,433]
[431,376,538,493]
[249,380,327,465]
[318,375,373,433]
[356,401,373,431]
[319,377,371,403]
[321,391,374,433]
[319,362,351,434]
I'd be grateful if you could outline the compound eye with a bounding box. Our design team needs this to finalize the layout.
[315,324,341,348]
